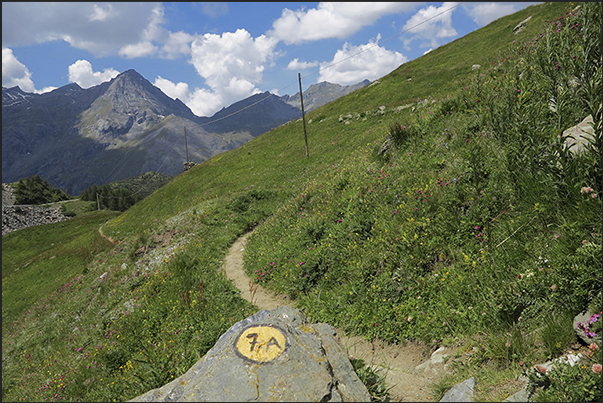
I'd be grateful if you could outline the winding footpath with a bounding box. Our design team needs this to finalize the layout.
[221,232,446,402]
[98,224,118,245]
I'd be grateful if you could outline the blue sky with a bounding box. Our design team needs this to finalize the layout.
[2,2,539,117]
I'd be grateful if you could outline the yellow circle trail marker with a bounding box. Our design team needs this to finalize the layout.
[234,325,288,363]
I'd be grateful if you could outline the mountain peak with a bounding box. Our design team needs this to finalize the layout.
[110,69,146,85]
[120,69,144,79]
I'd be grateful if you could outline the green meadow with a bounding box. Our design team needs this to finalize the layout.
[2,2,601,401]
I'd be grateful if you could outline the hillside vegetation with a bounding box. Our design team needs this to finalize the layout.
[2,2,601,402]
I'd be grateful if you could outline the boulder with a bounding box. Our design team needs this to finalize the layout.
[130,306,371,402]
[574,310,599,345]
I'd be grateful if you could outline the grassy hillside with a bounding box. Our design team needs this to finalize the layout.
[2,2,601,402]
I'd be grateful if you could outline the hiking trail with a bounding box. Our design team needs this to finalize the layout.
[221,232,450,402]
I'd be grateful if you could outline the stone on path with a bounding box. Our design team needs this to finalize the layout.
[439,377,475,402]
[130,306,371,402]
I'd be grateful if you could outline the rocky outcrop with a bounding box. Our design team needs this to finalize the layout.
[2,183,15,206]
[513,16,532,34]
[130,306,371,402]
[2,204,70,236]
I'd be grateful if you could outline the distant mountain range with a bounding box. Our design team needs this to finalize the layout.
[2,70,368,195]
[280,79,370,112]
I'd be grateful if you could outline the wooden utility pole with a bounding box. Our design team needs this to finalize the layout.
[184,126,190,165]
[298,73,309,159]
[96,193,100,211]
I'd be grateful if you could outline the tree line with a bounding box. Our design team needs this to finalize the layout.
[80,184,144,212]
[12,175,71,205]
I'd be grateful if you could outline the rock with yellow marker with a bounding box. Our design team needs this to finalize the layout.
[130,306,371,402]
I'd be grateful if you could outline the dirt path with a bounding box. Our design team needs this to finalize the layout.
[221,232,446,402]
[98,224,118,245]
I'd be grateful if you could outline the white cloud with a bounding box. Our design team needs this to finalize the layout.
[423,48,433,55]
[2,47,35,92]
[269,2,420,45]
[37,86,58,94]
[67,60,119,88]
[184,29,278,116]
[119,42,158,59]
[159,31,195,59]
[154,76,190,102]
[402,2,459,49]
[287,58,319,71]
[464,3,523,27]
[1,2,191,59]
[155,29,278,117]
[89,4,117,22]
[318,36,407,86]
[2,47,58,93]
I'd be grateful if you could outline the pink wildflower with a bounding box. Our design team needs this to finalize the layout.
[581,186,594,194]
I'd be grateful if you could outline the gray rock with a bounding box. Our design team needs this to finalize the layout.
[414,346,450,376]
[439,377,475,402]
[2,204,70,236]
[130,306,371,402]
[513,16,532,34]
[503,386,528,402]
[574,310,597,345]
[2,183,16,206]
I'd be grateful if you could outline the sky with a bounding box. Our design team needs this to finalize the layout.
[2,2,540,118]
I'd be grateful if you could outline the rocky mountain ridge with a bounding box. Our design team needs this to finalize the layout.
[3,71,368,195]
[281,79,370,112]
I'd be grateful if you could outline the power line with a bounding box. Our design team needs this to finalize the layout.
[96,2,464,181]
[303,2,464,82]
[197,2,463,128]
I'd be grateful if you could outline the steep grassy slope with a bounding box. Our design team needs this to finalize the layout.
[2,2,601,402]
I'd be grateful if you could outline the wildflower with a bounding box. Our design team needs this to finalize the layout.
[592,364,602,374]
[550,284,557,291]
[581,186,594,194]
[589,343,599,351]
